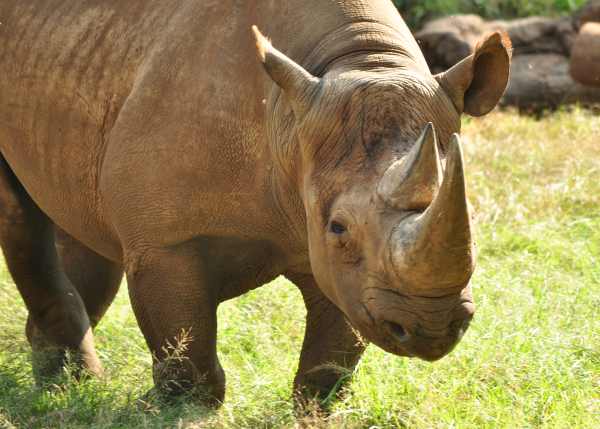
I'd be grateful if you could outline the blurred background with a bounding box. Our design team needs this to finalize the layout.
[399,0,600,111]
[394,0,587,28]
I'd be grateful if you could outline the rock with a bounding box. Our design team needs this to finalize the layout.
[415,30,472,74]
[570,22,600,87]
[415,15,576,72]
[502,54,600,109]
[415,15,499,72]
[417,14,489,47]
[415,10,600,109]
[505,17,575,56]
[576,0,600,28]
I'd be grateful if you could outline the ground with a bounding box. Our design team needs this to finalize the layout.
[0,108,599,428]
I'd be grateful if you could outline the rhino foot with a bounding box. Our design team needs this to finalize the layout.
[150,358,225,408]
[27,317,103,384]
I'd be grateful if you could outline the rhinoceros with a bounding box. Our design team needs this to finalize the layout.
[0,0,511,406]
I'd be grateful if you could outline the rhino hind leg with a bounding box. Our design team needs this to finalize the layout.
[125,245,225,407]
[54,227,123,328]
[22,226,123,378]
[0,156,102,382]
[287,273,366,411]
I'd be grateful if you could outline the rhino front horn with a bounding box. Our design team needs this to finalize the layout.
[252,25,320,117]
[378,123,443,211]
[391,133,475,291]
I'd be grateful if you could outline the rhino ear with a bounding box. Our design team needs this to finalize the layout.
[252,26,320,117]
[435,31,512,117]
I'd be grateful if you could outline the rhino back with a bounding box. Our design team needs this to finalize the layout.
[0,0,184,258]
[0,0,272,259]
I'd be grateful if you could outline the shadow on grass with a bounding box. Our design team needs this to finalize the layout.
[0,365,222,428]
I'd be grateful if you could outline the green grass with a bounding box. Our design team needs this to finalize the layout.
[394,0,588,27]
[1,108,599,428]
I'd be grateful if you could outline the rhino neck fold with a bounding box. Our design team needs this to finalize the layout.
[265,0,428,75]
[301,21,430,76]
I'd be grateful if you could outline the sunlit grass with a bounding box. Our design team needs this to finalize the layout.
[0,108,599,428]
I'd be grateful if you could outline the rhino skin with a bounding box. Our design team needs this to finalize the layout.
[0,1,511,406]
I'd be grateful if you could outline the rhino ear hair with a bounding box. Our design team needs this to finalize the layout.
[252,25,320,117]
[435,31,512,117]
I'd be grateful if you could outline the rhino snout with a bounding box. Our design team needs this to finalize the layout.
[363,288,474,360]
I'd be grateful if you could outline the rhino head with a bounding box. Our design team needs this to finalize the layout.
[254,27,511,361]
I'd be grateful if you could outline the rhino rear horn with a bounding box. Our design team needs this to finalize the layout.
[378,123,443,211]
[252,26,320,117]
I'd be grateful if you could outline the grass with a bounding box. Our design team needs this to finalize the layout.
[393,0,589,27]
[0,108,599,428]
[397,0,588,25]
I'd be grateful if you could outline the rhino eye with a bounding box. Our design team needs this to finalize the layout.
[329,221,347,235]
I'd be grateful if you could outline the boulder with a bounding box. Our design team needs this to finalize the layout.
[505,16,575,56]
[502,54,600,109]
[415,12,600,109]
[576,0,600,28]
[415,15,498,72]
[570,22,600,87]
[416,15,576,73]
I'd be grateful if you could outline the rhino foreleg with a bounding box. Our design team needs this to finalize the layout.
[125,246,225,406]
[0,157,102,381]
[288,273,366,410]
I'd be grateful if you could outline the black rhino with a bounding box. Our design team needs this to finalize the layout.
[0,0,511,405]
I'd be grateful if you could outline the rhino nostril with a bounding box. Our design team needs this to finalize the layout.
[385,321,411,343]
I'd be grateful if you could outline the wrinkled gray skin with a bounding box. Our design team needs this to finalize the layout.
[0,0,511,406]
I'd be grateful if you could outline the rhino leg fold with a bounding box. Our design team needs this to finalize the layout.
[125,245,225,407]
[0,156,102,382]
[287,273,366,411]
